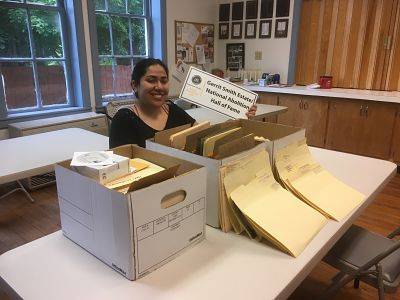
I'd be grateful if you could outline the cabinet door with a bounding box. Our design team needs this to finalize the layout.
[300,96,329,147]
[326,100,366,154]
[326,99,396,159]
[277,94,302,127]
[391,108,400,163]
[257,92,279,123]
[359,102,397,159]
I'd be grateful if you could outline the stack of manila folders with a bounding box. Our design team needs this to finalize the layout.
[70,150,165,194]
[154,120,269,159]
[219,138,365,257]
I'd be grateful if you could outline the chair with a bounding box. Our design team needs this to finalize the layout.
[105,99,136,120]
[321,224,400,299]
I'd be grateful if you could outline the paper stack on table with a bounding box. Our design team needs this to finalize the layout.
[220,149,327,257]
[274,138,365,221]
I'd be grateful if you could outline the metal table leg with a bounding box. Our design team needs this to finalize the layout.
[0,180,35,203]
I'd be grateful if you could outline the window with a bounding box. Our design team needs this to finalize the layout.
[94,0,149,101]
[0,0,73,114]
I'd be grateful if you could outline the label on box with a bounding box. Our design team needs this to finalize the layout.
[135,197,205,276]
[179,67,258,119]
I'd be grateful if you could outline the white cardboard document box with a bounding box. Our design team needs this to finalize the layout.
[146,119,304,228]
[55,145,207,280]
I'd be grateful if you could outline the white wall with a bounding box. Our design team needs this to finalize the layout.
[165,0,218,95]
[215,0,295,83]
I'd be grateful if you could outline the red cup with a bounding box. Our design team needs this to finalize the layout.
[319,76,333,89]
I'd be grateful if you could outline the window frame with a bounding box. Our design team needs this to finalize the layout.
[90,0,167,109]
[0,0,92,127]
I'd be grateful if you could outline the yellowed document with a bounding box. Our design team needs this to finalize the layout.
[275,139,365,221]
[105,158,165,193]
[222,150,270,236]
[202,127,241,157]
[169,121,211,150]
[231,167,327,257]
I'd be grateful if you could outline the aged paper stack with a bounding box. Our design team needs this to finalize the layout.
[220,149,327,257]
[274,138,365,221]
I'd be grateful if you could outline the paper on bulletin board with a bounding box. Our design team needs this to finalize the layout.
[172,59,190,83]
[182,23,199,47]
[179,67,258,119]
[195,45,206,64]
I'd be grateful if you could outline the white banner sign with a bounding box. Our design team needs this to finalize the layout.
[179,67,258,119]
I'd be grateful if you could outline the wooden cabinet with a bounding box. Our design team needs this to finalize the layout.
[277,94,329,147]
[391,107,400,163]
[326,100,397,159]
[257,92,278,123]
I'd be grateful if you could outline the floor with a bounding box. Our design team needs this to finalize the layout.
[0,175,399,300]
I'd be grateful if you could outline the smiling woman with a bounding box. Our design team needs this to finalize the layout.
[109,58,196,148]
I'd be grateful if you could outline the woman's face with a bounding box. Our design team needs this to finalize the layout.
[132,64,169,107]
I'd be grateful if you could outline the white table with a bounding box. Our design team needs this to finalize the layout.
[0,147,396,300]
[186,103,288,125]
[0,128,109,202]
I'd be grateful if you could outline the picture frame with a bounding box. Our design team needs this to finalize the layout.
[231,22,243,39]
[259,20,272,38]
[275,18,288,38]
[276,0,290,18]
[260,0,274,18]
[245,0,258,19]
[219,23,229,39]
[226,43,245,70]
[219,3,230,22]
[232,2,244,20]
[245,21,257,39]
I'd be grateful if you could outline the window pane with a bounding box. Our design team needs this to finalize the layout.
[108,0,126,13]
[96,14,111,55]
[99,58,114,97]
[0,7,31,58]
[112,16,129,55]
[27,0,57,5]
[31,10,63,58]
[0,62,36,110]
[38,61,68,106]
[131,18,146,55]
[95,0,106,11]
[115,58,132,95]
[128,0,144,15]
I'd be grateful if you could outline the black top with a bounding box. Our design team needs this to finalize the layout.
[109,102,196,148]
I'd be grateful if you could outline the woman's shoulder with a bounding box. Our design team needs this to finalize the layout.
[112,106,136,120]
[166,101,196,125]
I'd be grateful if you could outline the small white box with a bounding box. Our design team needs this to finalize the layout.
[147,119,305,228]
[55,145,207,280]
[74,153,130,184]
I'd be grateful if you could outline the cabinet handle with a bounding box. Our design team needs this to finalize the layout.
[359,105,363,116]
[90,122,99,127]
[304,102,309,110]
[365,105,369,118]
[299,100,303,110]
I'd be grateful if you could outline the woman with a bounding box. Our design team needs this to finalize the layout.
[109,58,257,148]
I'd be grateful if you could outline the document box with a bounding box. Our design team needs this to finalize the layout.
[55,145,207,280]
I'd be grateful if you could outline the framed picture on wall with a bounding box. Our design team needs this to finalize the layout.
[276,0,290,17]
[232,2,244,20]
[231,22,243,39]
[259,20,272,38]
[260,0,274,18]
[226,43,245,70]
[275,18,288,38]
[219,3,230,21]
[245,21,257,38]
[219,23,229,39]
[246,0,258,19]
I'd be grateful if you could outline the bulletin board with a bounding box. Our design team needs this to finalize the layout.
[175,20,215,64]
